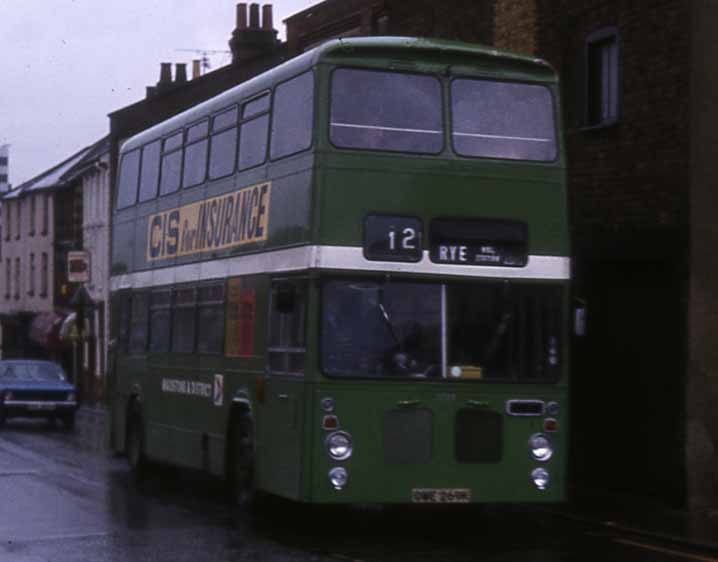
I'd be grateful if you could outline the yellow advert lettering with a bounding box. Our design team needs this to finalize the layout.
[146,182,270,261]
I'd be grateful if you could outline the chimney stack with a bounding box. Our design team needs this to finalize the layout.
[158,62,172,85]
[249,3,260,29]
[236,3,247,29]
[175,63,187,84]
[192,59,202,79]
[229,2,279,64]
[262,4,273,30]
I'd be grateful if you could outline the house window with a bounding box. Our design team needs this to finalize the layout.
[4,258,10,299]
[14,257,20,299]
[42,194,50,235]
[29,195,36,236]
[15,201,20,239]
[41,252,48,297]
[585,28,620,127]
[28,253,35,296]
[3,204,8,241]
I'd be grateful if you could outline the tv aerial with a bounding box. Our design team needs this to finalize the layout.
[175,49,231,74]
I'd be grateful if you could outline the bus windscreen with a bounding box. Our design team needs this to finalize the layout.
[451,79,557,162]
[321,279,562,382]
[330,68,443,154]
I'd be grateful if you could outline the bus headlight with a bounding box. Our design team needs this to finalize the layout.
[531,468,550,490]
[326,431,353,460]
[528,433,553,461]
[329,467,348,490]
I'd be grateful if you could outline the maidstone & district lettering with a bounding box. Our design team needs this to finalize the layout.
[147,182,270,261]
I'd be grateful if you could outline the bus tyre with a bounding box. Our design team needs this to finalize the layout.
[229,414,256,511]
[126,404,148,481]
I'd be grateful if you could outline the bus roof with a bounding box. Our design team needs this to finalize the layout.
[121,36,557,154]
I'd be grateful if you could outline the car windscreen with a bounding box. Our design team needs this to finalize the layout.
[330,68,443,154]
[0,363,66,382]
[451,79,557,162]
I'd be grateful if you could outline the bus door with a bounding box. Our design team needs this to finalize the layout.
[257,279,308,499]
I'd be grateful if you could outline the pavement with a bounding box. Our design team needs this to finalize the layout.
[74,405,718,555]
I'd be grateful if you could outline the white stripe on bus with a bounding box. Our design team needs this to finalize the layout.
[331,122,442,135]
[453,131,552,143]
[110,246,570,290]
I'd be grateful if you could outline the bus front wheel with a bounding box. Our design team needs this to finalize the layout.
[229,414,256,510]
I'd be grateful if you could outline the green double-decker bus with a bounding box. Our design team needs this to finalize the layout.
[109,37,568,506]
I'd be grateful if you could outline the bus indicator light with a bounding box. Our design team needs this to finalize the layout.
[322,415,339,430]
[321,397,335,412]
[544,418,558,432]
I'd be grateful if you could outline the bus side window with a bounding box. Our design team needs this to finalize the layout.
[270,71,314,160]
[138,140,161,203]
[268,281,307,375]
[183,120,209,188]
[149,290,172,352]
[197,284,225,354]
[238,94,270,171]
[128,292,149,355]
[116,150,140,209]
[209,107,238,179]
[159,132,183,196]
[172,286,197,353]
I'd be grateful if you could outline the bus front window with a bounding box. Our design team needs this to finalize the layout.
[322,279,563,382]
[322,280,441,378]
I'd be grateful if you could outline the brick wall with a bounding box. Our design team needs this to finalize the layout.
[286,0,494,54]
[494,0,537,54]
[534,0,691,243]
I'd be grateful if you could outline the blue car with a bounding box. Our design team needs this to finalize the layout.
[0,360,78,429]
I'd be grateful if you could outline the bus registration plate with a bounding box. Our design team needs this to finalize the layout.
[411,488,471,504]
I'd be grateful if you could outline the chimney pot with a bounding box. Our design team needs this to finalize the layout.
[192,59,201,79]
[236,3,247,30]
[175,63,187,84]
[262,4,273,30]
[249,3,260,29]
[158,62,172,84]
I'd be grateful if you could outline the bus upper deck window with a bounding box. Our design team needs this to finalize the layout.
[183,120,209,188]
[116,150,140,209]
[138,140,161,203]
[330,68,443,154]
[451,79,557,162]
[239,95,270,170]
[270,72,314,160]
[159,132,183,196]
[209,107,238,180]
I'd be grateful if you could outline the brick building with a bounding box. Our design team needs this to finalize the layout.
[283,0,718,509]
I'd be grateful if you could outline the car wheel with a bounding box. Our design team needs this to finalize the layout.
[228,414,256,511]
[126,403,148,480]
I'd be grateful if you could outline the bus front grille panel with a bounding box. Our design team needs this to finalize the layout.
[454,409,503,463]
[383,408,433,465]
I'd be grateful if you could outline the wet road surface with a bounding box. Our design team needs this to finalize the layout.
[0,419,713,562]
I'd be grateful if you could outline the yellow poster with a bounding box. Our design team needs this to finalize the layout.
[146,181,270,261]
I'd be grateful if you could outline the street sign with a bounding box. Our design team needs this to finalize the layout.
[67,251,90,283]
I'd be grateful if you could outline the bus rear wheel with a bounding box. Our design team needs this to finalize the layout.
[126,403,148,480]
[229,414,256,511]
